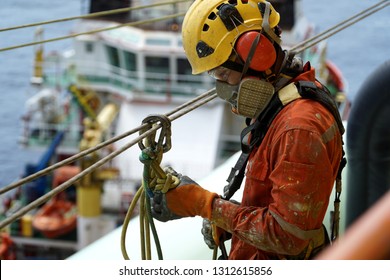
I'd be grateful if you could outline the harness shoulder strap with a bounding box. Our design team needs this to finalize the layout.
[295,80,347,242]
[295,80,345,134]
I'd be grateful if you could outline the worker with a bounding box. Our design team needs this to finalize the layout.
[151,0,344,260]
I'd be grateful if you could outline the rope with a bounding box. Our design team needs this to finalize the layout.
[121,185,143,259]
[0,12,185,53]
[0,0,192,33]
[0,89,217,230]
[1,0,387,54]
[120,114,180,260]
[291,0,389,53]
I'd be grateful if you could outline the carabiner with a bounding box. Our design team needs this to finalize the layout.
[138,114,172,154]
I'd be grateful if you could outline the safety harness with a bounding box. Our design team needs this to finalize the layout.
[221,79,347,258]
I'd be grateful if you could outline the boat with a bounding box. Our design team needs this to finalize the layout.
[1,0,350,260]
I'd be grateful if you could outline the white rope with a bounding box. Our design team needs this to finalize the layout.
[0,0,192,33]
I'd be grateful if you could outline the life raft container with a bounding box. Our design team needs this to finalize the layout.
[32,198,77,239]
[32,165,80,238]
[0,232,16,260]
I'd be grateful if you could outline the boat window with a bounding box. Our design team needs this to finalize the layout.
[145,56,170,74]
[177,58,201,84]
[123,51,137,72]
[105,45,121,68]
[177,58,192,75]
[85,42,94,53]
[270,0,295,30]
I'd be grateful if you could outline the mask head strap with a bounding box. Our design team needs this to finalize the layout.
[238,32,261,79]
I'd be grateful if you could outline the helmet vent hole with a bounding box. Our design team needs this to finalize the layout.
[208,12,217,20]
[203,24,210,31]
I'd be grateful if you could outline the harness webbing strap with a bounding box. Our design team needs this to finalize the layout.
[223,152,249,200]
[223,92,283,200]
[278,83,302,105]
[296,80,345,134]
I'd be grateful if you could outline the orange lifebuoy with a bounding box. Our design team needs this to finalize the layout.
[326,60,344,91]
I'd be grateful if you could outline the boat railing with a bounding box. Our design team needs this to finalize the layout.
[21,121,83,151]
[41,53,74,89]
[45,59,214,98]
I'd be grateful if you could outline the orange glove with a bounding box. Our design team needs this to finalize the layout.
[151,169,218,222]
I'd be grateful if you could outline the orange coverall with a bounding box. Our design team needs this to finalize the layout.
[212,67,343,259]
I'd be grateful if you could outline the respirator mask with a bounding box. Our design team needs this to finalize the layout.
[215,78,274,119]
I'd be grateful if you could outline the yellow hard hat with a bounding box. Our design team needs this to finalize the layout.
[182,0,280,74]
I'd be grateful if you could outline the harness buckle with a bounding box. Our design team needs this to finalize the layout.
[295,80,317,97]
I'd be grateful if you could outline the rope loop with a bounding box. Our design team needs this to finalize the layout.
[155,172,180,193]
[138,114,176,195]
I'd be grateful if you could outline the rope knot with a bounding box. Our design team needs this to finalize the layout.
[155,173,180,193]
[139,149,153,164]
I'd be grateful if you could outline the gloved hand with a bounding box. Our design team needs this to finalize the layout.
[201,219,232,250]
[151,167,219,222]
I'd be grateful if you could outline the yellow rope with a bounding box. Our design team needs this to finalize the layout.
[120,186,143,260]
[120,142,180,260]
[144,204,152,260]
[139,190,147,259]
